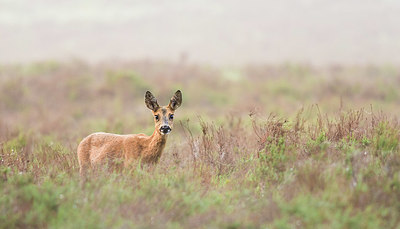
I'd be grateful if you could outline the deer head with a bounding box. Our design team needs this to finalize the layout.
[145,90,182,135]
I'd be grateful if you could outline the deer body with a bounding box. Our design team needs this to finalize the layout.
[77,90,182,176]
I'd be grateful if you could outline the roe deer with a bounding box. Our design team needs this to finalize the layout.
[77,90,182,177]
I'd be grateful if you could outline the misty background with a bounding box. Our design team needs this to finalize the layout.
[1,0,400,65]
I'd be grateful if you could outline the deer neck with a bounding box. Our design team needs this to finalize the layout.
[146,129,168,160]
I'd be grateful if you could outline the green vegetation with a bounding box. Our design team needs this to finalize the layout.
[1,61,400,228]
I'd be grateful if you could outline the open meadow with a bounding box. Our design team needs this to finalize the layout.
[1,61,400,228]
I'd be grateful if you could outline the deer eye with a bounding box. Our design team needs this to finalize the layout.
[169,114,174,120]
[154,115,159,121]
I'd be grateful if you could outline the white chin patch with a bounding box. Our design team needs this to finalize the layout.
[161,130,171,135]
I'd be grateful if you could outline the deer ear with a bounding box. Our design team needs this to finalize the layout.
[145,91,159,111]
[168,90,182,110]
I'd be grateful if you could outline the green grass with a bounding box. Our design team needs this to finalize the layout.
[0,62,400,228]
[1,110,400,228]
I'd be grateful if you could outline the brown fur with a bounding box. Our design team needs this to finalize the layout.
[77,90,182,177]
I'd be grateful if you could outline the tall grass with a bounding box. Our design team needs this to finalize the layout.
[0,61,400,228]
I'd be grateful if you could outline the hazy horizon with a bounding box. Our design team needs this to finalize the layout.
[1,0,400,66]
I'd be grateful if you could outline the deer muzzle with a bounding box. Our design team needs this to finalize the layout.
[160,125,171,134]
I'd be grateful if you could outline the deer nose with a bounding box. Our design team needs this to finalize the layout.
[160,125,171,134]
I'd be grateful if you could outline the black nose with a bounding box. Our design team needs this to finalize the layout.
[160,125,171,134]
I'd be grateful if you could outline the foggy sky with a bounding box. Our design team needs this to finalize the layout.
[1,0,400,65]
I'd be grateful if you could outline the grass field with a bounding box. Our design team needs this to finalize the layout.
[1,61,400,228]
